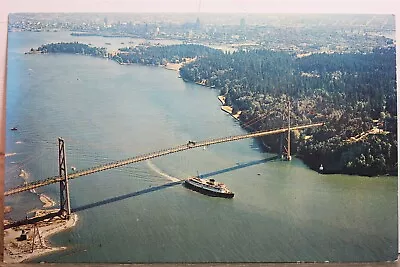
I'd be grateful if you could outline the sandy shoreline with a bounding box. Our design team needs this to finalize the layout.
[5,184,77,263]
[39,194,57,208]
[4,210,78,263]
[217,95,226,105]
[164,62,183,71]
[164,57,196,72]
[217,95,241,120]
[162,58,242,121]
[220,105,241,120]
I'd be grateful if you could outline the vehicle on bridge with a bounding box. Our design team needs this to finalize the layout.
[4,123,323,197]
[187,140,196,147]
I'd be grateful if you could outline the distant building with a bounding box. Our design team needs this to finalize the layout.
[195,17,201,30]
[104,17,108,27]
[240,18,246,28]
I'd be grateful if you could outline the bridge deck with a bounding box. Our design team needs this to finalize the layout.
[5,123,323,196]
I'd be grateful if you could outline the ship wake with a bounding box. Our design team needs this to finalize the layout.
[146,160,181,182]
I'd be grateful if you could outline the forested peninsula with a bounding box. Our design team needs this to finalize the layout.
[29,42,397,176]
[28,42,108,57]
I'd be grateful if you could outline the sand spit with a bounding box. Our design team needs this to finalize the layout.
[4,188,70,263]
[39,194,57,208]
[4,210,78,263]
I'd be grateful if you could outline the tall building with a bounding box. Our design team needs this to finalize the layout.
[240,18,246,28]
[195,17,201,30]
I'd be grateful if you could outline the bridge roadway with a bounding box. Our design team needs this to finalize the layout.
[5,123,323,196]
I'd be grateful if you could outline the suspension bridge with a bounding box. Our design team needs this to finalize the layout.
[5,118,323,221]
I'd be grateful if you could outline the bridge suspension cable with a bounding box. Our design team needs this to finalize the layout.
[240,109,278,131]
[5,149,46,176]
[4,123,323,196]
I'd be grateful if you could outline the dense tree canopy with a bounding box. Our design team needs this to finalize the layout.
[114,44,222,65]
[33,42,397,176]
[37,42,108,57]
[180,47,397,176]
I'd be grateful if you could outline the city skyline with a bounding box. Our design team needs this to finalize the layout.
[3,0,399,14]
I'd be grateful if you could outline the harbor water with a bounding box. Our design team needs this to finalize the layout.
[5,31,397,263]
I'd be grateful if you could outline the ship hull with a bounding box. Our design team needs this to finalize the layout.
[184,180,234,198]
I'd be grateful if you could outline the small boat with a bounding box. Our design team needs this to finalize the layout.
[71,166,76,171]
[184,177,234,198]
[319,164,324,172]
[10,127,17,131]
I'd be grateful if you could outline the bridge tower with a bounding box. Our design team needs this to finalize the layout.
[281,99,292,161]
[58,137,71,219]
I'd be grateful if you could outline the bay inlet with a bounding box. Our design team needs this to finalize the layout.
[5,31,397,263]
